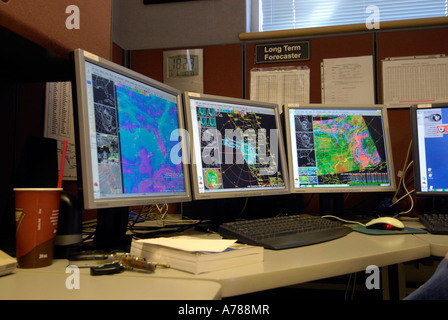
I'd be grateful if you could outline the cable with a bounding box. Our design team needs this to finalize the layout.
[387,139,415,217]
[344,273,357,300]
[392,140,412,202]
[392,160,415,217]
[391,189,415,205]
[239,197,249,217]
[321,215,366,227]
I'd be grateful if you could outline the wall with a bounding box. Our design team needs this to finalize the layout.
[244,33,375,103]
[130,44,243,98]
[0,0,113,59]
[125,24,448,217]
[112,0,246,50]
[376,26,448,213]
[0,0,114,253]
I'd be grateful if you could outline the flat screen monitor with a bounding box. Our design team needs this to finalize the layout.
[284,104,396,194]
[71,49,191,210]
[183,92,290,200]
[411,103,448,196]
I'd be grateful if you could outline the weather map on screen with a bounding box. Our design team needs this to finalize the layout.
[86,62,186,200]
[194,102,285,192]
[312,114,383,182]
[183,92,290,200]
[286,106,394,192]
[115,84,185,194]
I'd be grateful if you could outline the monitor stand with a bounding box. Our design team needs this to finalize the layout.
[94,207,130,250]
[319,193,345,218]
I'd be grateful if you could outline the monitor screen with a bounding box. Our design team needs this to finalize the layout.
[411,103,448,196]
[284,104,396,193]
[71,49,191,210]
[183,92,290,200]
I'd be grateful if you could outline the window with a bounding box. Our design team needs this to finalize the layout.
[251,0,448,32]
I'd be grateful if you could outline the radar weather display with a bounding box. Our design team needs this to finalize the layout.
[293,109,390,188]
[90,72,185,198]
[194,101,286,194]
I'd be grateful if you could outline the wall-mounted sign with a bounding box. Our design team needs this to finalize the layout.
[255,41,310,64]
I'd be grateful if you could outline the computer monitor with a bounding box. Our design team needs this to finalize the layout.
[71,49,191,246]
[284,104,396,211]
[183,92,290,200]
[411,103,448,197]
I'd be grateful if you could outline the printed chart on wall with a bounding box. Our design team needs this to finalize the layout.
[44,82,77,180]
[382,55,448,106]
[321,55,375,104]
[250,66,310,110]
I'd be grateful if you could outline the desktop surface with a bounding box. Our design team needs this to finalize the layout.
[406,219,448,256]
[0,259,221,300]
[0,226,437,299]
[139,230,430,297]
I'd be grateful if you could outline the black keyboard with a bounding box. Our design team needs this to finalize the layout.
[218,214,353,250]
[419,214,448,234]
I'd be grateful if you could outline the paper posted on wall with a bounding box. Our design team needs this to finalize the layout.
[321,55,375,105]
[250,66,310,111]
[44,82,77,180]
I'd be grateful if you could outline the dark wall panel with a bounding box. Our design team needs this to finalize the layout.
[130,44,243,98]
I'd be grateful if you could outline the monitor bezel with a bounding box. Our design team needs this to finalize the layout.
[183,91,291,200]
[284,103,397,194]
[72,49,192,210]
[411,102,448,197]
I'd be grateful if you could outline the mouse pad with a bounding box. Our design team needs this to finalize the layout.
[350,225,427,235]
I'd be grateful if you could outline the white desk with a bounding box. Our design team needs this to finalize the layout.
[0,230,439,300]
[0,260,221,300]
[404,220,448,257]
[415,233,448,257]
[143,231,430,297]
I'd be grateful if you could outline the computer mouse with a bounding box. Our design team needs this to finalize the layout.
[365,217,404,230]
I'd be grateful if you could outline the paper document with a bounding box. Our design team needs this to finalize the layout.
[44,82,77,180]
[321,55,375,104]
[136,236,237,253]
[250,67,310,108]
[382,55,448,105]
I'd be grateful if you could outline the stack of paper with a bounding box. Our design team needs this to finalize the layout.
[0,250,17,276]
[130,236,263,274]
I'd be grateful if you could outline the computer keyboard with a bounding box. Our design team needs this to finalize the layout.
[419,214,448,235]
[218,214,353,250]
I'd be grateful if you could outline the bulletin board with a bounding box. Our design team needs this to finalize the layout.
[244,33,375,103]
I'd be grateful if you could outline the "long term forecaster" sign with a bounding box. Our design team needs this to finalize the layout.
[255,41,310,64]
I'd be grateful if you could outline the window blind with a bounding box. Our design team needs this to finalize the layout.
[259,0,447,32]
